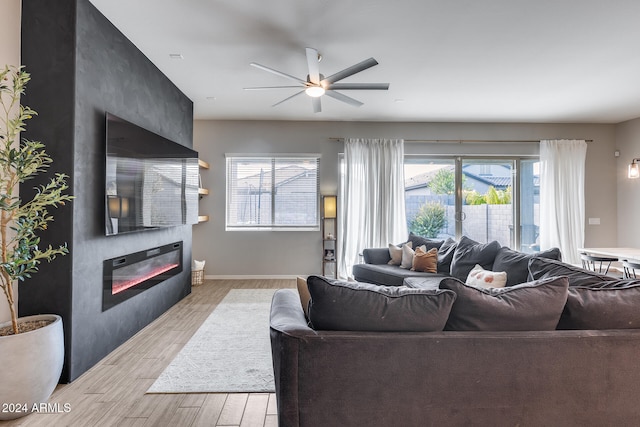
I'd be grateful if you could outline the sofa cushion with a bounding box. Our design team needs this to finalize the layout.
[400,243,420,269]
[403,276,443,290]
[465,264,507,288]
[352,263,449,287]
[388,242,411,266]
[437,237,457,273]
[558,280,640,329]
[412,247,438,273]
[407,232,444,252]
[296,276,311,318]
[440,276,569,331]
[527,257,610,286]
[449,236,501,281]
[388,243,402,265]
[306,275,457,332]
[362,247,392,265]
[493,246,562,286]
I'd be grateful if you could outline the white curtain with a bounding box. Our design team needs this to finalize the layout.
[539,139,587,265]
[338,138,407,279]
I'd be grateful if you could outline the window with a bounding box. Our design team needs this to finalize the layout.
[405,156,539,251]
[226,155,320,230]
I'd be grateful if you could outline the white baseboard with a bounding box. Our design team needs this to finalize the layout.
[204,274,300,280]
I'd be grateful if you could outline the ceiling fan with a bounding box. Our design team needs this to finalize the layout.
[244,47,389,113]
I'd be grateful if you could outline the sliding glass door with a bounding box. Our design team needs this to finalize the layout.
[519,159,540,253]
[404,159,456,240]
[461,159,514,247]
[404,156,539,251]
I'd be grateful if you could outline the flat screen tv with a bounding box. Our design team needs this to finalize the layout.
[105,113,199,236]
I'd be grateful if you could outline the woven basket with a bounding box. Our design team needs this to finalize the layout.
[191,269,204,286]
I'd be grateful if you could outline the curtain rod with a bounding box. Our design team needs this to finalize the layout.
[328,138,594,143]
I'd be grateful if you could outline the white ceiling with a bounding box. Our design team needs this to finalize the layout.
[88,0,640,123]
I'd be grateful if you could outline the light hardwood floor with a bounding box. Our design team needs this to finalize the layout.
[3,279,295,427]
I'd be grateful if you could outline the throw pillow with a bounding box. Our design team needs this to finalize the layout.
[412,247,438,273]
[388,242,406,266]
[437,237,457,273]
[557,279,640,329]
[306,275,457,332]
[296,276,311,318]
[440,276,569,331]
[407,232,444,252]
[492,246,562,286]
[400,242,420,269]
[449,236,501,281]
[465,264,507,288]
[527,257,610,286]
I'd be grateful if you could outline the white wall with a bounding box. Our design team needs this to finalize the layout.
[194,120,618,278]
[0,0,21,322]
[615,118,640,246]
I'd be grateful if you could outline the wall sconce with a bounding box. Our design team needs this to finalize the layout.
[323,195,337,219]
[629,158,640,179]
[108,195,130,218]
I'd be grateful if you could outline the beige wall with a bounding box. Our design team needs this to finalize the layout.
[0,0,20,63]
[194,120,618,278]
[0,0,21,322]
[614,117,640,246]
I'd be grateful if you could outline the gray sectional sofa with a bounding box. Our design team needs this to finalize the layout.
[353,234,561,287]
[270,236,640,426]
[271,289,640,427]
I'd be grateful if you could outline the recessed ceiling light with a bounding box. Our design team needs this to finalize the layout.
[394,99,405,103]
[206,96,216,101]
[169,53,184,60]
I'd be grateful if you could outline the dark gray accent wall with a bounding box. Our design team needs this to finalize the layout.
[20,0,194,382]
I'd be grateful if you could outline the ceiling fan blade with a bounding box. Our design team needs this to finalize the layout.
[325,90,364,108]
[250,62,307,85]
[306,47,320,84]
[311,96,321,113]
[244,86,305,90]
[326,83,389,90]
[321,58,379,85]
[272,90,305,107]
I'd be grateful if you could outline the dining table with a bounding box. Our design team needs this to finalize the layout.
[578,247,640,262]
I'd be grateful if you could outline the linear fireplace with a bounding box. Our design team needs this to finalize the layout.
[103,241,183,311]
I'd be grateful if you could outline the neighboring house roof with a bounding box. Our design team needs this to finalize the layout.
[405,165,538,191]
[463,173,510,189]
[236,165,316,193]
[404,165,453,191]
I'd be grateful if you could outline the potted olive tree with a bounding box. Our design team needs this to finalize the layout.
[0,65,73,420]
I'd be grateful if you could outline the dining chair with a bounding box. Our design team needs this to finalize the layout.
[580,252,617,275]
[622,260,640,279]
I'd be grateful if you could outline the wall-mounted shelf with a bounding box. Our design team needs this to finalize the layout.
[197,158,209,223]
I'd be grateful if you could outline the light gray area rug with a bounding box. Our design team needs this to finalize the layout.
[147,289,276,393]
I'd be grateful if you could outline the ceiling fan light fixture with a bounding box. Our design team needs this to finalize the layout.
[247,48,389,111]
[305,86,325,98]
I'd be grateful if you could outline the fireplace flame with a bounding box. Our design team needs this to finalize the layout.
[112,263,180,295]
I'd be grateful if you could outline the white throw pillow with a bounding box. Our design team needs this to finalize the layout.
[389,241,411,265]
[193,259,206,270]
[401,244,425,269]
[400,244,415,269]
[465,264,507,288]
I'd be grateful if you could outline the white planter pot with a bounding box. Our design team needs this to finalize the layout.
[0,314,64,420]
